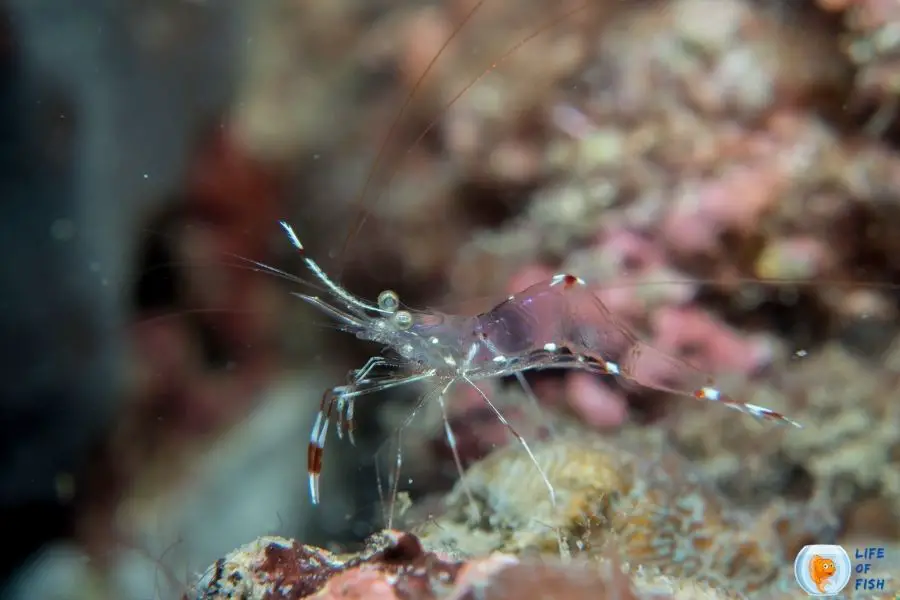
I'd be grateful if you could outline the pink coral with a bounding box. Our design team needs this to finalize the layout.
[661,165,785,256]
[649,305,774,376]
[588,230,697,320]
[565,372,629,429]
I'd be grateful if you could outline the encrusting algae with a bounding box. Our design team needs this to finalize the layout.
[419,434,798,595]
[186,432,897,599]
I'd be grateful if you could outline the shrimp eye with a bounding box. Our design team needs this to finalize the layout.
[393,310,413,330]
[378,290,400,313]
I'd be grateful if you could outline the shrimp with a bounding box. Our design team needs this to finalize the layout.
[279,221,800,526]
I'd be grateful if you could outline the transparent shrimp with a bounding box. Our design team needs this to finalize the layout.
[280,221,552,523]
[279,221,800,526]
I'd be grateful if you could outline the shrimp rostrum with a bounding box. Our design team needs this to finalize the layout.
[278,221,800,515]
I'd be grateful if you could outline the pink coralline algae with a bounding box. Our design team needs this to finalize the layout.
[437,0,900,458]
[661,165,786,256]
[649,306,773,377]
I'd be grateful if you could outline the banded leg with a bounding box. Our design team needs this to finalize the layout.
[512,348,801,428]
[307,389,336,504]
[307,368,436,504]
[572,345,803,427]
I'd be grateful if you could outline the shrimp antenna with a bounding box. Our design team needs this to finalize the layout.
[337,0,491,270]
[279,220,391,316]
[338,0,591,266]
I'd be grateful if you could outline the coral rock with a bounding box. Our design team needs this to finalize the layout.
[418,437,790,594]
[186,529,717,600]
[189,531,462,600]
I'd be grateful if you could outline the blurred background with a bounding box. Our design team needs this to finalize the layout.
[2,0,900,598]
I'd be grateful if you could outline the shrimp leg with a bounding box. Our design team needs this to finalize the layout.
[307,368,435,504]
[561,280,801,427]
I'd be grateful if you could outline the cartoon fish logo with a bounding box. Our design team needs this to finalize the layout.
[809,554,837,594]
[794,545,851,596]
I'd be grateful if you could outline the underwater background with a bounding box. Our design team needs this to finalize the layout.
[1,0,899,598]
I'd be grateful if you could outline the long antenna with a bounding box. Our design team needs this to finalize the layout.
[334,0,490,276]
[336,1,591,270]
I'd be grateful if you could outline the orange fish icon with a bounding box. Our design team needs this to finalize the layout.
[809,554,837,594]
